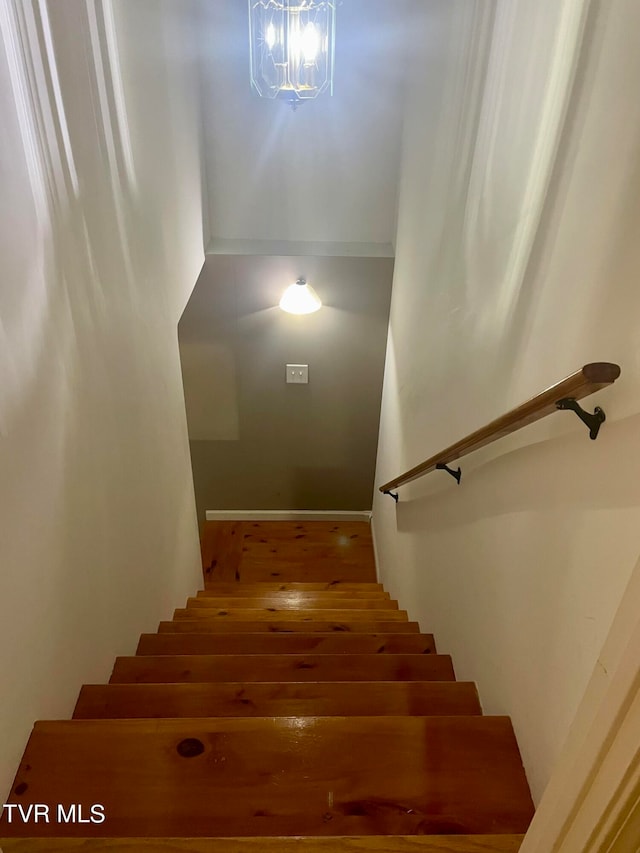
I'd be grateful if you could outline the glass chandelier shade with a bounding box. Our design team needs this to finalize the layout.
[279,279,322,314]
[249,1,337,107]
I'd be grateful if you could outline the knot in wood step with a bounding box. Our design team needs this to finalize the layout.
[176,738,205,758]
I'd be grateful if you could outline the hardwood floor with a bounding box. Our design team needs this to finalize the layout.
[201,521,377,583]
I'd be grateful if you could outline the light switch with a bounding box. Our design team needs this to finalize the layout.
[286,364,309,384]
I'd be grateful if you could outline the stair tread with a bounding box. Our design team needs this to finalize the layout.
[199,589,390,599]
[230,570,379,583]
[110,654,456,684]
[159,621,421,634]
[137,633,436,656]
[74,681,482,719]
[189,596,399,610]
[0,837,527,852]
[204,582,385,592]
[174,608,409,621]
[1,717,534,837]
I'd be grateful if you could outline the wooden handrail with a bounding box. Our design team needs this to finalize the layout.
[379,362,621,494]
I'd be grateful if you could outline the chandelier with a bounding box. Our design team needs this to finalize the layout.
[248,1,337,108]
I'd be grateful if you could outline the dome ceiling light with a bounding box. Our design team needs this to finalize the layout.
[248,1,337,109]
[279,278,322,314]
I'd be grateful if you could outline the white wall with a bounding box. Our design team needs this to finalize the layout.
[373,0,640,803]
[0,0,205,797]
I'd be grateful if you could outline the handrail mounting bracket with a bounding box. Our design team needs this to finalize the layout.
[378,365,620,496]
[436,462,462,484]
[383,490,399,503]
[556,397,606,440]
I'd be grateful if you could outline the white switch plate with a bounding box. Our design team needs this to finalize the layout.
[286,364,309,384]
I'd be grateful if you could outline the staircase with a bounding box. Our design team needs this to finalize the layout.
[0,520,534,851]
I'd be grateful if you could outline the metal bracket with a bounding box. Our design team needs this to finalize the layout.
[556,397,606,440]
[383,490,399,503]
[436,462,462,484]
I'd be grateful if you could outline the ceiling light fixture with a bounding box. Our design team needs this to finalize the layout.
[279,278,322,314]
[248,1,337,109]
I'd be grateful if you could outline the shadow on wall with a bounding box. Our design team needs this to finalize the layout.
[396,412,640,534]
[180,254,394,516]
[291,466,375,510]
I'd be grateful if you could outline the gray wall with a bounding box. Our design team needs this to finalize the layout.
[179,254,393,518]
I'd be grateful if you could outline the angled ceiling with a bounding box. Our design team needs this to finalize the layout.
[196,0,416,249]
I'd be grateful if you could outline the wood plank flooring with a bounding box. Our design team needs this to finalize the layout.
[201,521,377,584]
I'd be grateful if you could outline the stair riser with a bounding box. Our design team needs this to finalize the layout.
[190,597,399,610]
[174,609,409,622]
[74,682,482,719]
[199,589,390,600]
[136,634,436,656]
[204,583,385,592]
[110,654,455,684]
[159,621,421,634]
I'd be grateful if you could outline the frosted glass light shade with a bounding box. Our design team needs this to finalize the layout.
[279,279,322,314]
[249,0,337,107]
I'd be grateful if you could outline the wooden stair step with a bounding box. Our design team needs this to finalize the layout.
[110,654,455,684]
[187,597,399,611]
[74,681,482,719]
[204,582,385,593]
[174,608,409,622]
[233,569,378,584]
[198,592,391,602]
[137,633,436,656]
[0,717,534,837]
[197,592,392,602]
[159,620,421,634]
[0,835,526,852]
[200,588,389,600]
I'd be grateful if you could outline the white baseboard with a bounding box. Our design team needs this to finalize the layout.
[205,510,372,523]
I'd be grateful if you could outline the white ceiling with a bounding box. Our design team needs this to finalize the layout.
[196,0,417,249]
